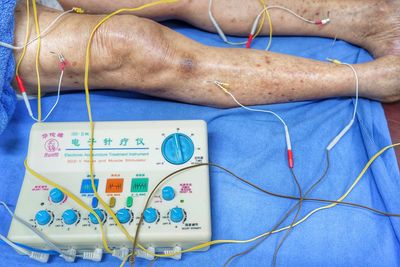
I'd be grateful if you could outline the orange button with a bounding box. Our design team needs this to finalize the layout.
[106,178,124,193]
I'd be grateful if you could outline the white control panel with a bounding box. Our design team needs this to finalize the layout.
[8,121,211,253]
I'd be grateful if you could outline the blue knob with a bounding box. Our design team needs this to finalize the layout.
[143,208,158,223]
[116,209,131,224]
[170,207,184,223]
[161,133,194,165]
[162,186,175,201]
[49,188,65,203]
[35,210,52,226]
[62,209,78,225]
[89,209,105,224]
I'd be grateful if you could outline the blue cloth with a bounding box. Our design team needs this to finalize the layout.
[0,0,17,135]
[0,21,399,267]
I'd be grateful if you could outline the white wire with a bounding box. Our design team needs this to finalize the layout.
[215,81,287,127]
[0,233,30,256]
[209,3,329,49]
[208,0,247,46]
[343,63,359,121]
[0,201,65,256]
[0,9,73,50]
[0,233,51,263]
[214,80,293,165]
[325,61,359,151]
[42,69,64,121]
[26,66,64,122]
[257,6,316,25]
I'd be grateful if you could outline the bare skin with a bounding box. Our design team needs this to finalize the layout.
[13,1,400,108]
[59,0,400,58]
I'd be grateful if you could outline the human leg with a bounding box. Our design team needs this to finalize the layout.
[14,4,400,107]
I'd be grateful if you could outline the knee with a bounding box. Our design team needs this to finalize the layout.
[88,14,204,90]
[90,15,175,78]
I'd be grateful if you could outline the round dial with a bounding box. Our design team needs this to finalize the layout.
[161,133,194,165]
[116,208,132,224]
[62,209,78,225]
[162,186,175,201]
[35,210,52,226]
[89,209,105,224]
[170,207,184,223]
[49,188,65,203]
[143,208,158,223]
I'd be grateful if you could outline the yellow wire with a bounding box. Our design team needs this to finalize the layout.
[162,142,400,255]
[21,0,399,261]
[120,253,131,267]
[254,0,266,38]
[254,0,273,50]
[23,160,113,253]
[25,142,400,259]
[31,0,42,122]
[15,0,31,76]
[82,0,180,255]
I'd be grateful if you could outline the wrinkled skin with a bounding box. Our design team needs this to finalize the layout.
[14,0,400,107]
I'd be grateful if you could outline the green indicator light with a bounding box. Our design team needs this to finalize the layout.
[131,178,149,193]
[180,199,184,203]
[126,196,133,207]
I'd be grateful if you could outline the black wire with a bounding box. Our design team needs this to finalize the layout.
[271,168,302,267]
[130,158,400,265]
[222,151,330,266]
[147,257,158,267]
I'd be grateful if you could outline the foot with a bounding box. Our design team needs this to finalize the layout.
[351,0,400,102]
[361,55,400,103]
[356,0,400,58]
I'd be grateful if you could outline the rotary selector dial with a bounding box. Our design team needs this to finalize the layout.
[116,208,132,224]
[35,210,52,226]
[49,188,65,203]
[62,209,79,225]
[162,186,175,201]
[143,208,158,223]
[170,207,184,223]
[89,209,105,224]
[161,133,194,165]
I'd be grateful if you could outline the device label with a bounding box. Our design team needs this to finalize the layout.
[42,132,64,158]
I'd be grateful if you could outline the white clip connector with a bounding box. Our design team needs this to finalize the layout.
[135,246,155,261]
[82,248,103,262]
[29,252,50,263]
[61,248,77,262]
[112,247,130,261]
[163,246,182,260]
[321,18,330,25]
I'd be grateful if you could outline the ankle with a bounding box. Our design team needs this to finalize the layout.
[359,55,400,102]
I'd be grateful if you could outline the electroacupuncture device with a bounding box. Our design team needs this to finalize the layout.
[8,120,211,258]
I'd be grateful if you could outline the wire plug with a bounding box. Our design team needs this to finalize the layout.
[162,246,182,260]
[16,75,34,118]
[326,58,342,65]
[246,15,262,49]
[58,54,67,71]
[314,18,330,29]
[246,34,254,49]
[135,246,155,260]
[82,248,103,262]
[214,81,230,94]
[60,248,76,262]
[112,247,130,260]
[72,7,84,14]
[284,125,294,168]
[29,252,50,263]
